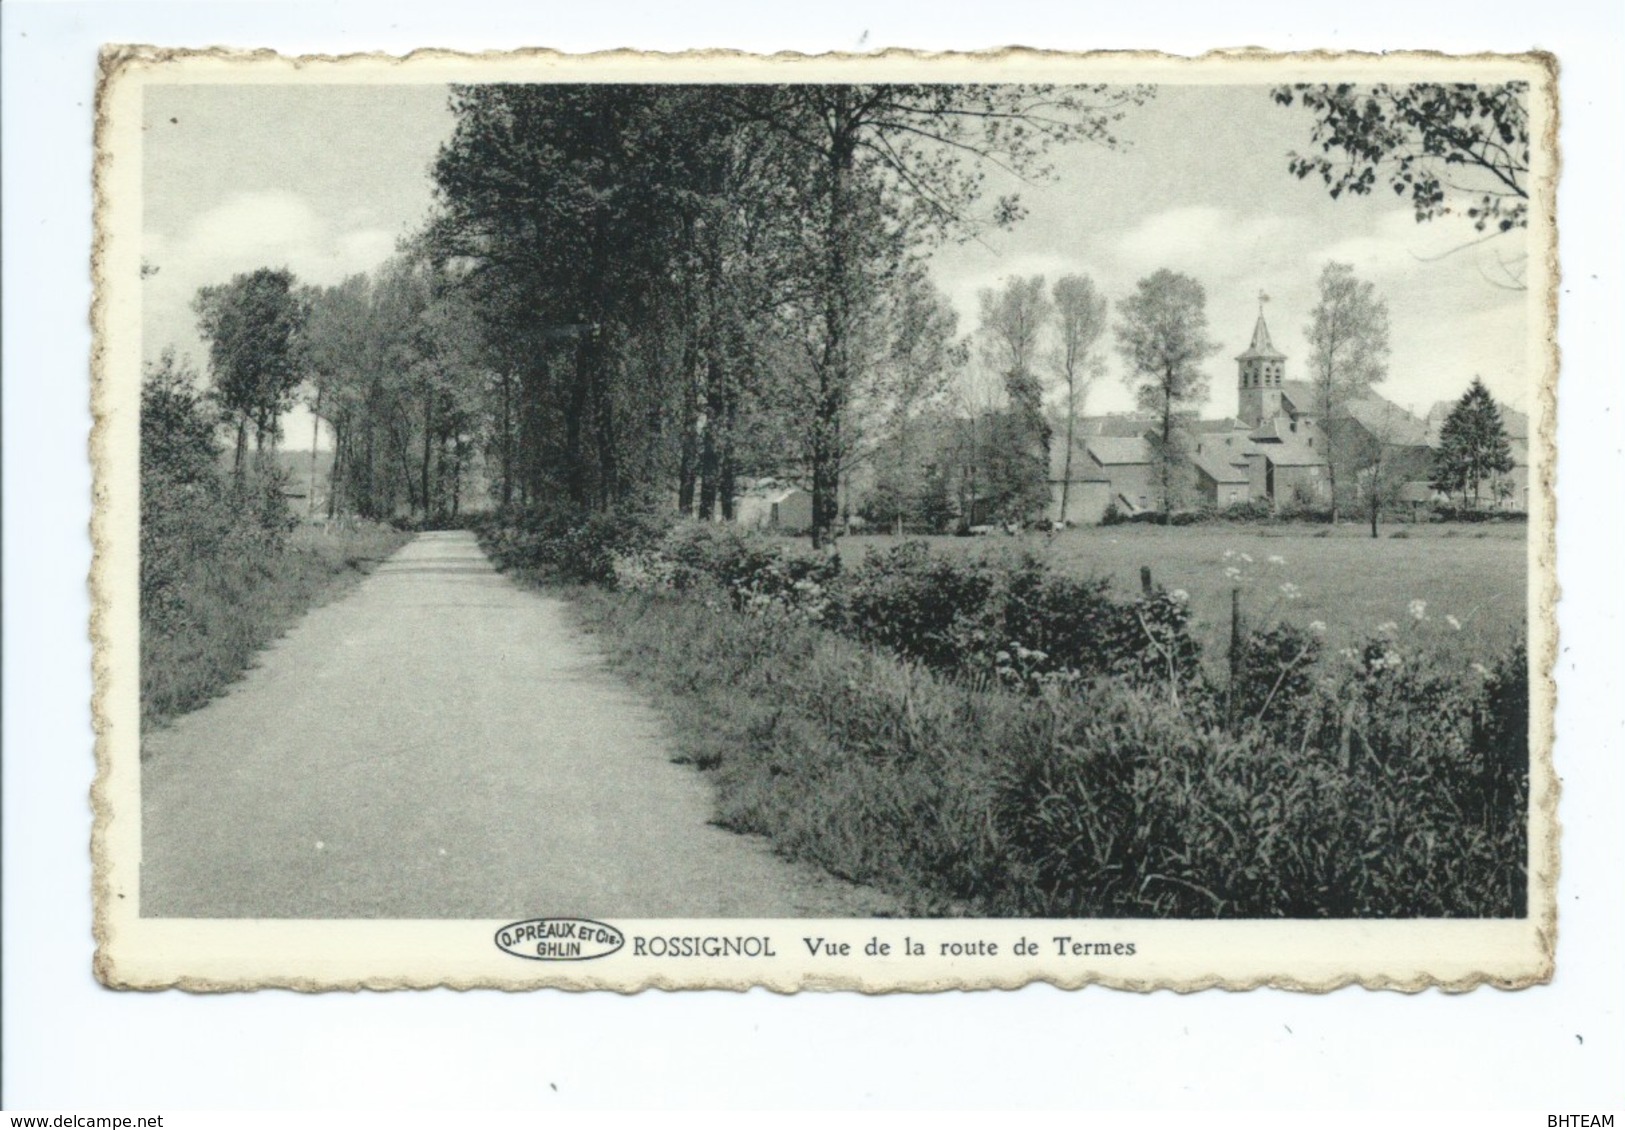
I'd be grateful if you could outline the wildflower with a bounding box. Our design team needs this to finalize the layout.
[1224,566,1242,581]
[1471,662,1492,678]
[1239,552,1254,564]
[1267,554,1286,566]
[1409,599,1428,622]
[1376,621,1399,636]
[1170,588,1189,603]
[1339,647,1360,663]
[1309,620,1327,633]
[1279,582,1301,600]
[1223,549,1235,560]
[1446,615,1462,631]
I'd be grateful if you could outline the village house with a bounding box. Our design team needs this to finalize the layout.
[1047,305,1486,523]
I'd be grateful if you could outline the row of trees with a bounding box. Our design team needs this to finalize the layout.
[169,81,1530,537]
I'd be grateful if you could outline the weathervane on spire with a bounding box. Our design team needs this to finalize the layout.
[1258,289,1271,314]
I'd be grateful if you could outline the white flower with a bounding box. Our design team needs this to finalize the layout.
[1309,620,1327,633]
[1267,554,1286,566]
[1446,615,1462,631]
[1471,662,1492,678]
[1409,599,1428,621]
[1170,588,1190,603]
[1224,566,1242,580]
[1223,549,1236,560]
[1239,552,1254,564]
[1279,582,1301,600]
[1376,621,1399,636]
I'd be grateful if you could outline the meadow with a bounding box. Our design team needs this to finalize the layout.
[830,523,1528,672]
[483,510,1531,918]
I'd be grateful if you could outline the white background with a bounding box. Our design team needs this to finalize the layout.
[4,0,1621,1111]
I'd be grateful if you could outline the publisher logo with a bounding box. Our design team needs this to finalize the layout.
[494,917,625,961]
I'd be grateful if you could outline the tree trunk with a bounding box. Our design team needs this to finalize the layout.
[499,369,514,508]
[233,416,248,484]
[1060,376,1076,525]
[811,123,857,549]
[308,397,321,518]
[420,393,434,520]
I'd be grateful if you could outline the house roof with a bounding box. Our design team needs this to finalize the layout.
[1191,447,1250,484]
[1190,416,1253,435]
[1087,436,1153,466]
[1236,311,1286,362]
[1426,399,1529,441]
[1343,397,1431,447]
[1074,414,1159,438]
[1263,442,1326,468]
[1048,437,1114,481]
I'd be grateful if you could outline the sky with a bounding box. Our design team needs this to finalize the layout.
[141,82,1532,445]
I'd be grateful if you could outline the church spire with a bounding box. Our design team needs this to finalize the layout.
[1237,305,1285,362]
[1237,291,1286,426]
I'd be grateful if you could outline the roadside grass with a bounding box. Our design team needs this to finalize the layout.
[564,582,1527,919]
[830,524,1527,673]
[141,521,410,731]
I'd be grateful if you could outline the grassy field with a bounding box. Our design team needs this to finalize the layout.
[827,522,1528,668]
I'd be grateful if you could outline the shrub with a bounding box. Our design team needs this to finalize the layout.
[573,584,1528,918]
[837,541,1000,671]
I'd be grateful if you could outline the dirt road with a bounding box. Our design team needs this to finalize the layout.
[141,531,892,918]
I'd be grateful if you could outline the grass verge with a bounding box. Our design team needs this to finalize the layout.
[564,582,1526,919]
[141,521,411,732]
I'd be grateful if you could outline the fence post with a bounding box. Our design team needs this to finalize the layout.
[1140,565,1153,597]
[1227,586,1244,727]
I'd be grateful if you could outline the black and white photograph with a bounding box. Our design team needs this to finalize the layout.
[92,48,1555,990]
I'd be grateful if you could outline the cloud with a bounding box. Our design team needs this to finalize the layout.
[1108,206,1307,284]
[143,190,402,366]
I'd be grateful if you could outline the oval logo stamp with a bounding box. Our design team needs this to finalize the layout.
[494,918,625,961]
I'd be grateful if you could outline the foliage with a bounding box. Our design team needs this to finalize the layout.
[1049,273,1109,524]
[1430,378,1516,508]
[977,276,1053,521]
[1273,82,1530,235]
[1115,269,1218,512]
[1305,261,1390,521]
[572,581,1528,918]
[139,354,410,727]
[192,267,310,474]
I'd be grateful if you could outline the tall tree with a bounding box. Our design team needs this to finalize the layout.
[725,83,1152,545]
[192,267,309,479]
[1430,377,1514,509]
[1048,273,1108,524]
[1305,261,1390,522]
[1114,269,1217,514]
[978,275,1053,522]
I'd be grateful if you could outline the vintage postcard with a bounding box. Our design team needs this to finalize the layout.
[93,46,1557,991]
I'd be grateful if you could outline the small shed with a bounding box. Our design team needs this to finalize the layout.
[734,481,814,533]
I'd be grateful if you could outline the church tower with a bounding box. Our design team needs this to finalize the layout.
[1237,303,1286,427]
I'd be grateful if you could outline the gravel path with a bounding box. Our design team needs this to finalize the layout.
[141,531,892,918]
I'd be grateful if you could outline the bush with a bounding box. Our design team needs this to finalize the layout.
[573,584,1528,918]
[837,541,1000,671]
[1223,498,1275,522]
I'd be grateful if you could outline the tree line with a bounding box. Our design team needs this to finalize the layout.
[165,81,1528,537]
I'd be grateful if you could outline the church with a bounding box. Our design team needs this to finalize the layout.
[1047,305,1450,524]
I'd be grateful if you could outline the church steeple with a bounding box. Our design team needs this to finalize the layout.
[1237,295,1286,426]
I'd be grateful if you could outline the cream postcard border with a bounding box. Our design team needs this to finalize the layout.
[91,46,1559,993]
